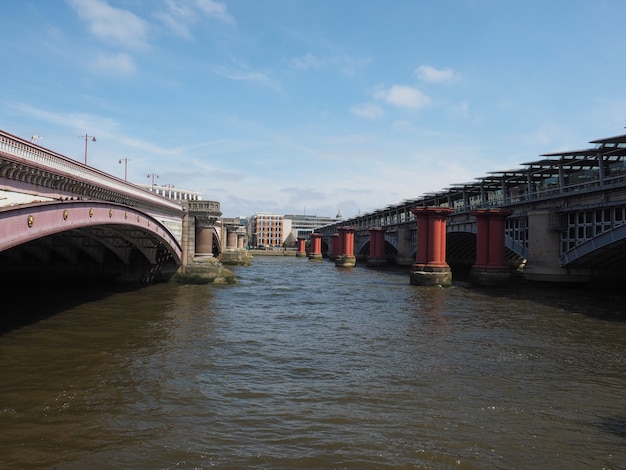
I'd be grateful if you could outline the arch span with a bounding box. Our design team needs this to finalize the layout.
[0,201,182,283]
[560,224,626,268]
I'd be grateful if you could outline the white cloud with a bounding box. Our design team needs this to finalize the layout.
[373,84,431,110]
[194,0,234,23]
[156,0,234,38]
[350,103,384,120]
[292,53,324,70]
[91,53,137,76]
[452,99,470,118]
[213,66,281,91]
[414,65,455,83]
[66,0,149,49]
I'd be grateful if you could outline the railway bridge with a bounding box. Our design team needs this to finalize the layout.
[315,130,626,286]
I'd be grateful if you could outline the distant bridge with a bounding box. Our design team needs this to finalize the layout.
[317,130,626,284]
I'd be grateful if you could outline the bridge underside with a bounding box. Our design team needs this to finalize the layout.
[560,237,626,287]
[0,226,180,285]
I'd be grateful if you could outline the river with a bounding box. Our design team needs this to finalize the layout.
[1,256,625,469]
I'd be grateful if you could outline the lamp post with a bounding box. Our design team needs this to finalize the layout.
[118,157,130,181]
[81,133,96,164]
[147,173,159,191]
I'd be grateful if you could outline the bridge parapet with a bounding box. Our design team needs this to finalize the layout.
[0,130,182,215]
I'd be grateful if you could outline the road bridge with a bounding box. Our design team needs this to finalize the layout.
[0,129,230,284]
[317,130,626,286]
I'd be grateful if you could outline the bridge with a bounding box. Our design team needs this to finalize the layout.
[315,130,626,287]
[0,129,239,285]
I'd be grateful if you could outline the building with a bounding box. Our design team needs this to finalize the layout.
[282,212,342,247]
[248,213,285,248]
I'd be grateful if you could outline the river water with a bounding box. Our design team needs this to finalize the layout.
[1,256,626,469]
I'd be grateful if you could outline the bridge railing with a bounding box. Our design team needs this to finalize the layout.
[0,130,182,212]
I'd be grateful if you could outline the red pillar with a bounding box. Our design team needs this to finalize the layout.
[410,207,453,286]
[415,209,429,266]
[329,233,339,260]
[473,210,490,268]
[336,227,356,267]
[487,211,511,268]
[469,209,513,286]
[367,227,387,267]
[337,226,355,256]
[309,233,323,260]
[296,237,307,257]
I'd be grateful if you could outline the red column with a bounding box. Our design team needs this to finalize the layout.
[414,209,429,266]
[296,237,307,257]
[336,227,356,267]
[369,227,385,258]
[336,230,345,257]
[367,227,387,267]
[472,210,490,268]
[309,233,323,259]
[412,207,453,268]
[469,209,513,286]
[410,207,453,286]
[330,233,339,259]
[487,210,511,268]
[338,227,355,256]
[470,209,512,268]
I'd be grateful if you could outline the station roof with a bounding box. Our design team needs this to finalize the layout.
[589,132,626,145]
[351,130,626,218]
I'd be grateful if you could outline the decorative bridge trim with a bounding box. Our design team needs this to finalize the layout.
[0,200,182,264]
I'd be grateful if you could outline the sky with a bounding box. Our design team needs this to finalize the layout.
[2,1,626,219]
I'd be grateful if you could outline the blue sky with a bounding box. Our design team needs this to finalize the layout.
[2,1,626,218]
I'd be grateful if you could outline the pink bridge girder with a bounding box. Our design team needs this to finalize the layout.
[0,200,182,265]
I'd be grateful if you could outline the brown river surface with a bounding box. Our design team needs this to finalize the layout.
[1,255,626,469]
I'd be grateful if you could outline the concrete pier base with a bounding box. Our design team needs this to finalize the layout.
[335,255,356,267]
[308,253,323,261]
[470,267,511,287]
[410,265,452,287]
[296,251,307,257]
[221,249,253,266]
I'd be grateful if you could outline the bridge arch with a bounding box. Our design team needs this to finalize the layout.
[0,201,182,283]
[559,224,626,268]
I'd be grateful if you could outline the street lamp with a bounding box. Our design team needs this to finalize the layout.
[80,133,96,164]
[119,157,130,181]
[147,173,159,191]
